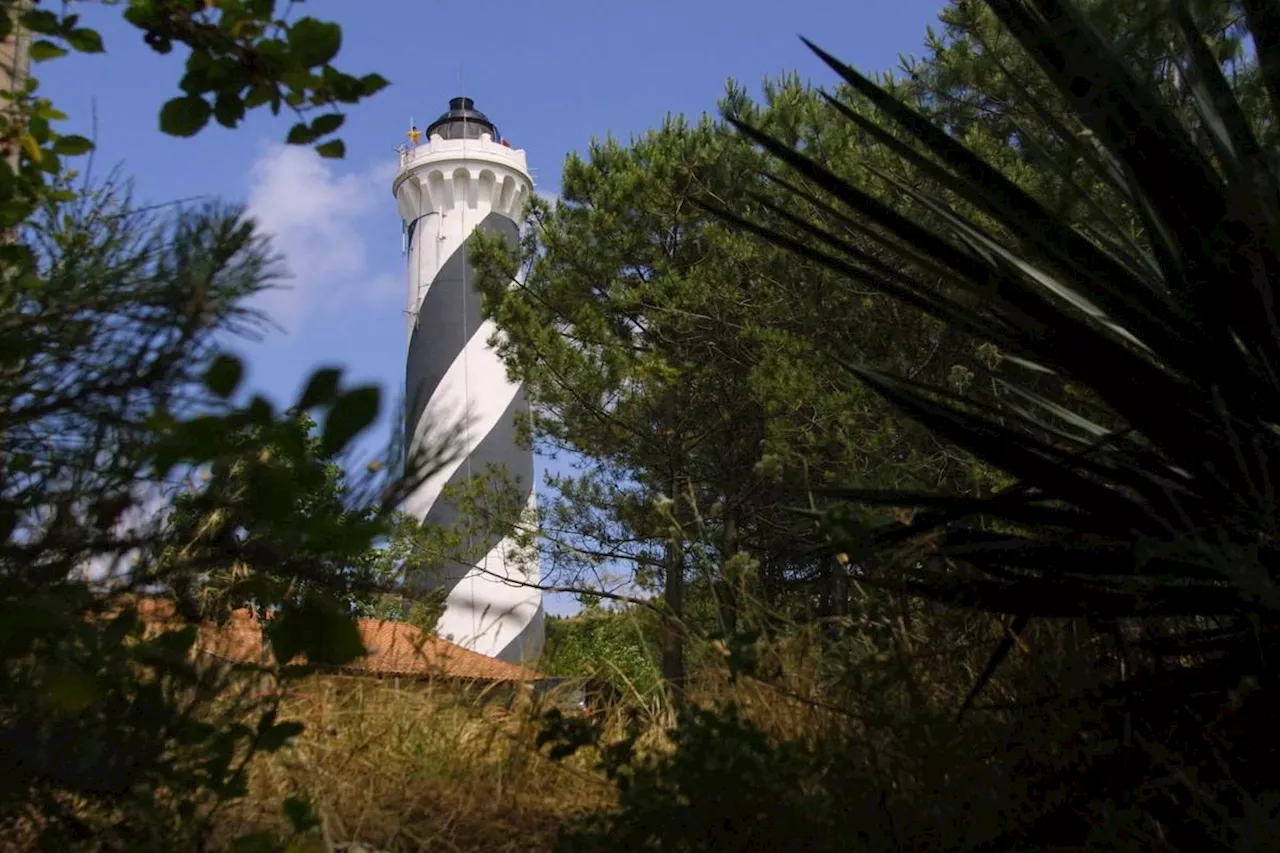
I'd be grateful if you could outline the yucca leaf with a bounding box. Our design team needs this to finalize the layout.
[1007,120,1164,284]
[744,185,959,296]
[866,163,1168,359]
[999,353,1058,374]
[840,364,1165,521]
[848,360,1206,504]
[881,575,1243,617]
[1174,0,1268,183]
[929,533,1227,582]
[1000,400,1109,448]
[741,186,1052,350]
[701,195,1021,348]
[1240,0,1280,123]
[735,123,1218,459]
[960,613,1031,716]
[811,81,1192,352]
[759,172,966,286]
[1172,4,1280,396]
[989,0,1228,303]
[992,380,1111,439]
[962,24,1159,247]
[720,2,1280,789]
[818,487,1077,517]
[726,118,1002,291]
[810,34,1193,324]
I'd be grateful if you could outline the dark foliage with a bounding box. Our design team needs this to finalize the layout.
[709,0,1280,846]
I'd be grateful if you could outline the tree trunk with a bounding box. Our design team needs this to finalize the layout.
[660,530,686,692]
[820,555,850,644]
[659,388,686,694]
[715,508,740,637]
[829,555,850,617]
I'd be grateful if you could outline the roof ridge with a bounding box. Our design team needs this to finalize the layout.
[128,597,540,683]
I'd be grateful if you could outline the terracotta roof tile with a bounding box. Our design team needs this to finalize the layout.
[127,598,537,683]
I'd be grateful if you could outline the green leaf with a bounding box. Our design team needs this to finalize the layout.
[0,505,17,544]
[258,720,305,752]
[244,83,277,109]
[204,354,245,399]
[324,69,364,103]
[288,17,342,67]
[51,135,94,156]
[310,113,345,136]
[282,794,322,832]
[18,9,61,36]
[357,73,392,97]
[149,626,199,659]
[228,830,278,853]
[285,121,319,145]
[0,242,35,270]
[159,96,212,137]
[214,93,246,129]
[246,394,276,426]
[268,597,366,666]
[297,367,343,410]
[33,103,69,122]
[103,608,140,647]
[44,669,99,712]
[36,149,61,175]
[29,40,69,62]
[164,414,229,464]
[66,28,105,53]
[315,139,345,159]
[320,385,378,457]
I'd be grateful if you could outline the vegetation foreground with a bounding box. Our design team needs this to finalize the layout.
[5,0,1280,849]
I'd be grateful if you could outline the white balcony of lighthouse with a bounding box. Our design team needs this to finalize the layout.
[393,95,533,227]
[398,132,529,178]
[393,134,531,226]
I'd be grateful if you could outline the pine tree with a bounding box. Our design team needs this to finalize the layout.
[472,92,996,690]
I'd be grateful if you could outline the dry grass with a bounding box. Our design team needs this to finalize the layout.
[210,665,829,852]
[206,621,1041,852]
[213,677,617,852]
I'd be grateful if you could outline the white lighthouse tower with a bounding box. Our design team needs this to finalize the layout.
[393,97,544,663]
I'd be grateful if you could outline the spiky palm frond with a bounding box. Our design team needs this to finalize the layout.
[711,0,1280,843]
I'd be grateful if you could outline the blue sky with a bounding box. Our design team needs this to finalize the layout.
[39,0,947,615]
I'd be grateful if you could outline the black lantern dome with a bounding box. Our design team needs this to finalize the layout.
[425,96,499,141]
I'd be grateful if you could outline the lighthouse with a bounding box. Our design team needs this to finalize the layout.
[393,97,544,663]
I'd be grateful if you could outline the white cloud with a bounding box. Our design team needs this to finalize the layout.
[245,143,394,332]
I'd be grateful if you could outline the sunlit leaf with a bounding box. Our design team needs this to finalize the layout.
[204,353,244,399]
[315,139,345,159]
[66,28,105,53]
[297,367,342,410]
[288,17,342,67]
[159,96,212,137]
[28,39,68,62]
[51,134,94,156]
[320,385,378,457]
[309,113,345,136]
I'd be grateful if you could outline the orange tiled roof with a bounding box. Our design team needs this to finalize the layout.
[131,598,537,683]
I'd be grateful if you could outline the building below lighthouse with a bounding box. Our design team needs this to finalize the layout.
[393,97,543,664]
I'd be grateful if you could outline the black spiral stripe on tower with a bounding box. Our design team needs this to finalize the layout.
[404,211,535,599]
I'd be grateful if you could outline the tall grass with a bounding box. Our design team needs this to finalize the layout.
[208,617,1139,851]
[212,677,616,852]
